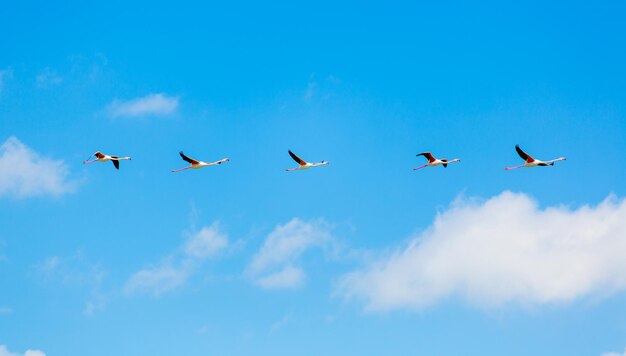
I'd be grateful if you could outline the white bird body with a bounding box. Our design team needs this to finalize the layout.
[505,145,566,170]
[83,151,131,170]
[172,151,229,172]
[286,150,328,171]
[413,152,460,171]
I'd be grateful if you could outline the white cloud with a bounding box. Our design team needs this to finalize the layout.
[0,345,46,356]
[35,68,62,88]
[247,218,332,289]
[602,350,626,356]
[0,307,12,314]
[337,191,626,311]
[124,259,191,296]
[184,226,229,259]
[124,223,228,296]
[23,351,45,356]
[0,137,76,199]
[107,93,179,118]
[256,265,304,289]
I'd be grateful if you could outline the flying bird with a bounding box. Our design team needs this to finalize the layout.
[286,150,329,171]
[83,151,131,170]
[172,151,230,172]
[504,145,566,170]
[413,152,460,171]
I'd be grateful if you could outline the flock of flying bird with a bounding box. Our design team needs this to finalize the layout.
[83,145,566,172]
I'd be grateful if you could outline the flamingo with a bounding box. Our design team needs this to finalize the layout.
[504,145,566,170]
[172,151,230,172]
[286,150,328,171]
[413,152,460,170]
[83,151,131,170]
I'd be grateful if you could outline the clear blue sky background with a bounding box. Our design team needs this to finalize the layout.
[1,1,625,355]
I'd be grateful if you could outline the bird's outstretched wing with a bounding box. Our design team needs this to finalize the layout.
[112,160,120,170]
[515,145,534,162]
[416,152,435,162]
[288,150,306,165]
[179,151,199,165]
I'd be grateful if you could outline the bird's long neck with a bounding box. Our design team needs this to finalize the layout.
[545,157,566,163]
[444,158,460,163]
[117,156,131,161]
[313,162,328,167]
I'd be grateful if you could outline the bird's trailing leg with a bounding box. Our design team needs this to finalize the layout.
[504,165,524,171]
[83,154,97,164]
[412,164,428,171]
[172,166,192,172]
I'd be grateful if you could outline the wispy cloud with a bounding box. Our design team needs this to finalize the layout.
[603,350,626,356]
[247,218,333,289]
[0,307,12,314]
[337,192,626,311]
[35,68,62,88]
[107,93,179,118]
[269,311,294,334]
[124,258,191,296]
[0,68,13,95]
[303,74,340,103]
[124,224,228,296]
[256,265,304,289]
[38,252,107,316]
[0,136,77,199]
[0,344,46,356]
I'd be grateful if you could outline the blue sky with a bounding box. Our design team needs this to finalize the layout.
[1,1,626,355]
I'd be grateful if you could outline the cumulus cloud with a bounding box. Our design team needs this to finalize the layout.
[107,93,179,118]
[0,136,76,199]
[124,223,228,296]
[0,345,46,356]
[337,191,626,311]
[247,218,332,289]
